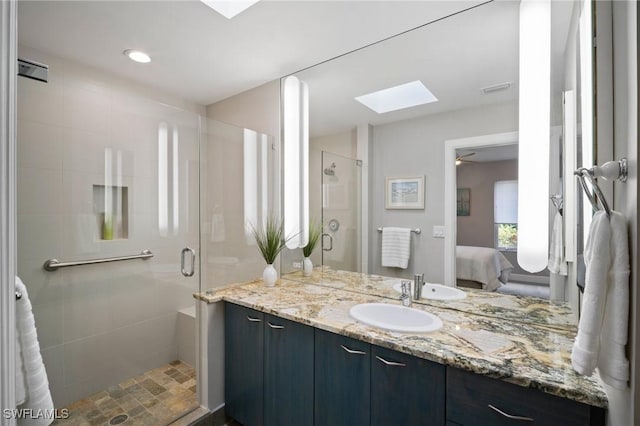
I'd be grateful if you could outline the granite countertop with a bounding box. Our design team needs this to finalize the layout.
[196,270,607,408]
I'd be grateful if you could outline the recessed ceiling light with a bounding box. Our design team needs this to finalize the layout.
[355,80,438,114]
[123,49,151,64]
[200,0,261,19]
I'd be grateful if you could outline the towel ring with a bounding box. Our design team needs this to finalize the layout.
[574,159,627,219]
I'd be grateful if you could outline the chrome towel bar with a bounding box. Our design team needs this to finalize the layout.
[43,250,153,271]
[377,227,421,234]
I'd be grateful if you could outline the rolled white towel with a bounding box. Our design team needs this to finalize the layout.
[15,276,54,426]
[381,227,411,269]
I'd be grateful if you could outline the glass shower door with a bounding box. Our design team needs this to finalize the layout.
[321,151,362,272]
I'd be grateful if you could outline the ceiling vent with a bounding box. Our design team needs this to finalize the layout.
[481,82,512,94]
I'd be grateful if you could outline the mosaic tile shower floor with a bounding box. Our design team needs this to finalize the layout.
[52,360,198,426]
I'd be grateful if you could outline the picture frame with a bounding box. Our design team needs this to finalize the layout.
[385,176,425,209]
[457,188,471,216]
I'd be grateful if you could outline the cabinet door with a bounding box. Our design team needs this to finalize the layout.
[371,345,446,426]
[314,329,370,426]
[225,303,264,426]
[264,314,314,426]
[446,367,605,426]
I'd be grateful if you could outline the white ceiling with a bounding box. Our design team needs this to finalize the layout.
[17,0,487,106]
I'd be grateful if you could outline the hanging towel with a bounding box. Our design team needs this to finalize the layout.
[571,211,630,389]
[15,277,55,426]
[381,227,411,269]
[548,211,568,275]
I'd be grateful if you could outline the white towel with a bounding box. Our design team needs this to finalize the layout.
[381,227,411,269]
[15,277,54,425]
[548,211,568,275]
[571,211,630,389]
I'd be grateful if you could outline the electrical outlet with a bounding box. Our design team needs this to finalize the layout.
[292,261,303,269]
[432,226,445,238]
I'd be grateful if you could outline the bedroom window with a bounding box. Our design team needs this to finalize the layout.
[494,180,518,251]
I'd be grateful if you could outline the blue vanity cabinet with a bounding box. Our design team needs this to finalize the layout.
[314,329,371,426]
[446,367,606,426]
[224,303,264,426]
[370,345,446,426]
[264,313,314,426]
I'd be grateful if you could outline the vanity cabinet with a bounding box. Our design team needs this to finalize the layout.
[371,345,445,426]
[446,367,605,426]
[225,303,604,426]
[224,303,264,426]
[225,304,314,426]
[314,329,370,425]
[263,314,314,426]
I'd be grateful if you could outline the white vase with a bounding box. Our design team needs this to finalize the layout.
[263,264,277,287]
[303,257,313,277]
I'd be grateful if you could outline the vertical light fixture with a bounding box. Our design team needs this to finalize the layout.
[518,0,550,272]
[158,122,168,237]
[579,0,593,248]
[283,76,309,249]
[244,129,258,244]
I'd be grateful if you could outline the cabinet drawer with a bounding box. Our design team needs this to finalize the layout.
[446,368,605,426]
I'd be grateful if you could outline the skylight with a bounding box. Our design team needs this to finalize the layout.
[200,0,261,19]
[354,80,438,114]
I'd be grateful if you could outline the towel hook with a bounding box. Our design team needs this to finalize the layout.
[15,291,22,300]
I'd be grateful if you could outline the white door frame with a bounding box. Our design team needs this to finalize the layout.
[1,0,18,424]
[443,131,518,287]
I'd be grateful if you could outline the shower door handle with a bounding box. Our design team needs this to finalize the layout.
[181,247,195,277]
[322,233,333,251]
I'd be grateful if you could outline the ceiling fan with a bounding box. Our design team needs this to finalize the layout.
[455,152,475,166]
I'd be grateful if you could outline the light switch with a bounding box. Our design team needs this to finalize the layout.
[432,226,445,238]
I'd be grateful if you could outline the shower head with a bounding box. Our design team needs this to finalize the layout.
[324,162,336,176]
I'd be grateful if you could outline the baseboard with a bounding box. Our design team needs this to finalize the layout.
[510,273,550,285]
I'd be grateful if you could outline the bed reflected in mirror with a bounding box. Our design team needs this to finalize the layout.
[454,144,554,300]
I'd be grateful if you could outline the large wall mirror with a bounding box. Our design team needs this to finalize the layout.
[281,0,595,327]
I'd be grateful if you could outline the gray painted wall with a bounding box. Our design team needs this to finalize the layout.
[371,101,517,282]
[456,159,517,247]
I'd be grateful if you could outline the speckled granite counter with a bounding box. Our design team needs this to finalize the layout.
[196,270,607,409]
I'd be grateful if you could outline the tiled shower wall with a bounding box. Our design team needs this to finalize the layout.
[17,46,205,407]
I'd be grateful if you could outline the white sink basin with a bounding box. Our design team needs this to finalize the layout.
[392,282,466,301]
[349,303,443,333]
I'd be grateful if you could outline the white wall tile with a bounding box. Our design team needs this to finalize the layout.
[62,85,111,135]
[17,214,64,262]
[17,167,63,215]
[17,120,64,170]
[18,78,64,126]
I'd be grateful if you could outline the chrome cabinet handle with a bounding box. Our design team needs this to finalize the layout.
[267,322,284,329]
[375,355,405,367]
[487,404,534,422]
[247,316,261,322]
[181,247,195,277]
[340,345,366,355]
[322,233,333,251]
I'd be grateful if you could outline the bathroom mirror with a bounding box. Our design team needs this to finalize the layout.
[281,0,593,328]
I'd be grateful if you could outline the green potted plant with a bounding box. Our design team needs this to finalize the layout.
[302,219,322,276]
[250,215,291,286]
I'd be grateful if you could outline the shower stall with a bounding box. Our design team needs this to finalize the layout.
[15,45,276,424]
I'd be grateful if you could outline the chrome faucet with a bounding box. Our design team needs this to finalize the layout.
[400,280,412,307]
[413,273,424,300]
